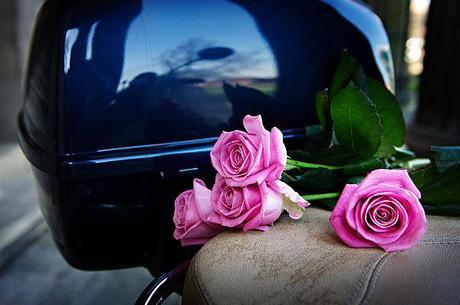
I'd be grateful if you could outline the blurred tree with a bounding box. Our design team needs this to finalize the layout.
[408,0,460,153]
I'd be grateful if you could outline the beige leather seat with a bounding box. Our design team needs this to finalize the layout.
[183,207,460,305]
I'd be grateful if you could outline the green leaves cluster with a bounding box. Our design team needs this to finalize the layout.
[320,50,405,158]
[282,50,460,215]
[410,147,460,216]
[283,51,404,198]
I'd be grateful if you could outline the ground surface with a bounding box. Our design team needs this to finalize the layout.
[0,144,180,305]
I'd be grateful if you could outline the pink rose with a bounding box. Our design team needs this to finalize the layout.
[173,179,223,246]
[270,180,311,220]
[330,169,427,252]
[208,175,309,231]
[210,115,287,187]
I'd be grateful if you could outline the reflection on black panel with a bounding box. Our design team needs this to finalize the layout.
[62,0,391,153]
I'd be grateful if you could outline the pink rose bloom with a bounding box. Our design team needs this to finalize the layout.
[208,175,309,231]
[210,115,287,187]
[173,179,223,246]
[330,169,427,252]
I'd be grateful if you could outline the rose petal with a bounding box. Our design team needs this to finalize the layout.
[330,184,376,248]
[184,193,201,230]
[211,115,287,187]
[363,197,400,232]
[173,190,193,227]
[220,204,261,228]
[173,180,224,246]
[175,218,222,246]
[355,192,409,245]
[243,115,266,136]
[215,184,262,228]
[242,182,282,231]
[210,131,230,175]
[356,169,421,198]
[224,163,281,187]
[192,179,214,220]
[271,181,309,219]
[180,237,214,247]
[380,194,427,251]
[250,225,271,232]
[347,183,417,239]
[261,183,284,222]
[209,177,270,229]
[267,127,287,181]
[242,115,271,169]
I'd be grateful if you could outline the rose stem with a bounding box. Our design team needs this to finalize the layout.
[302,192,341,201]
[287,159,342,170]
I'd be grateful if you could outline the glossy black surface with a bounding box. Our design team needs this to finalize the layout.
[59,0,392,154]
[18,0,393,272]
[135,260,190,305]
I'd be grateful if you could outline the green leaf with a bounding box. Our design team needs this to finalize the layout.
[330,50,359,96]
[288,150,315,163]
[393,147,416,162]
[288,145,355,166]
[420,164,460,207]
[305,125,330,150]
[422,205,460,217]
[286,159,341,170]
[294,169,339,193]
[411,163,460,215]
[405,158,431,170]
[351,66,369,96]
[314,199,337,211]
[281,172,297,183]
[345,175,365,184]
[313,145,356,166]
[284,161,299,171]
[390,148,428,169]
[430,146,460,173]
[315,89,332,139]
[410,165,436,189]
[343,158,385,177]
[367,77,405,156]
[331,83,382,158]
[374,138,396,158]
[330,50,370,97]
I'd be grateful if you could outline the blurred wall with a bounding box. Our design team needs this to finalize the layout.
[0,0,42,143]
[408,0,460,153]
[365,0,411,97]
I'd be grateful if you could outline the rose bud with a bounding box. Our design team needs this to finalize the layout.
[173,179,223,246]
[208,175,309,231]
[330,169,427,252]
[210,115,287,187]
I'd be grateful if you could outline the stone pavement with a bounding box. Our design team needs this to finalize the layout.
[0,144,180,305]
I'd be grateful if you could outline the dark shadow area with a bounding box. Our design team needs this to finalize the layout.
[230,0,387,129]
[64,0,143,150]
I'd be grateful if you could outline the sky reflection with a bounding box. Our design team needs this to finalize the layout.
[119,0,277,87]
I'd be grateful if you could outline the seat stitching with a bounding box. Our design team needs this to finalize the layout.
[359,253,394,305]
[347,253,389,305]
[420,239,460,244]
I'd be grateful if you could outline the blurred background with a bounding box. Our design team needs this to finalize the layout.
[0,0,458,304]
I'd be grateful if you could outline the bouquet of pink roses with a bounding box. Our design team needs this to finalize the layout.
[173,50,460,252]
[173,115,309,246]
